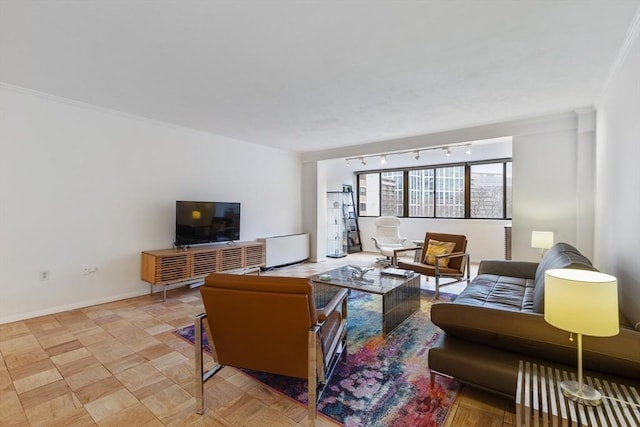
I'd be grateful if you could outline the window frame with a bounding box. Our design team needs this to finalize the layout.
[356,158,512,220]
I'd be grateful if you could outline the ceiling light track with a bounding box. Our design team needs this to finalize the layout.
[345,142,473,167]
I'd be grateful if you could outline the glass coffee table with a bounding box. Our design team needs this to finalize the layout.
[311,265,420,336]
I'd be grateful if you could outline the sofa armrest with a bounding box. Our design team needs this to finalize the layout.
[431,302,640,381]
[477,260,538,279]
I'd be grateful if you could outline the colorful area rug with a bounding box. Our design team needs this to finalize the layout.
[176,289,460,426]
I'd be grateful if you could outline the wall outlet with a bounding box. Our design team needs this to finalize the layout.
[40,270,50,281]
[83,265,98,275]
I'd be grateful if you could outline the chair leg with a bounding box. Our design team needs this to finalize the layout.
[308,328,318,426]
[435,276,440,299]
[194,313,223,415]
[466,255,471,284]
[195,314,205,415]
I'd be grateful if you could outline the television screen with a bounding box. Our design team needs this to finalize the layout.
[175,201,240,246]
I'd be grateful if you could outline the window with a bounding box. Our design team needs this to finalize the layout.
[357,159,511,220]
[408,169,434,217]
[381,171,403,216]
[435,166,464,218]
[470,163,504,218]
[358,173,380,216]
[506,162,513,219]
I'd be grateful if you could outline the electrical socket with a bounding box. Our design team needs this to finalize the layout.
[83,265,98,275]
[40,270,50,281]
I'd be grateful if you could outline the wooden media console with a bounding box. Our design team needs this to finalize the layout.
[141,241,265,301]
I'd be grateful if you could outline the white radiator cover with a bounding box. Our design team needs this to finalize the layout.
[258,234,310,269]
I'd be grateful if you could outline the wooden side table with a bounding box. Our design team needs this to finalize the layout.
[515,360,640,426]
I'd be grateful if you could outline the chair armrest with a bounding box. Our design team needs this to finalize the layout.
[316,288,348,322]
[394,246,421,256]
[435,251,467,260]
[371,236,381,250]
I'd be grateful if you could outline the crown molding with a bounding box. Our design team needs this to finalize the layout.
[597,6,640,105]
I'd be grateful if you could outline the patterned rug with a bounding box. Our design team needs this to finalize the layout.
[176,289,460,426]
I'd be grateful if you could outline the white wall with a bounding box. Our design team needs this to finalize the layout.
[358,217,509,262]
[512,129,576,259]
[594,16,640,325]
[0,86,303,323]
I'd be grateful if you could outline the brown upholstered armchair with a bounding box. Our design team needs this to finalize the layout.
[395,232,470,298]
[195,273,348,425]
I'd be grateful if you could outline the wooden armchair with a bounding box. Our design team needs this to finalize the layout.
[195,273,348,425]
[395,232,470,298]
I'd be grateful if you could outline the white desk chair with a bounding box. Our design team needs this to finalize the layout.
[371,216,407,266]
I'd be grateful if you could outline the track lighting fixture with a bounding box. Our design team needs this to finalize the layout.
[343,142,473,167]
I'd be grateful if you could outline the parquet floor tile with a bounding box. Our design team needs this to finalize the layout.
[45,339,84,358]
[13,366,62,394]
[15,378,72,410]
[23,392,87,426]
[103,353,147,375]
[74,375,126,405]
[0,253,506,426]
[83,387,138,422]
[0,389,30,426]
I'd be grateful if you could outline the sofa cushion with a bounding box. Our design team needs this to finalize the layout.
[453,274,535,312]
[532,242,595,313]
[423,239,456,267]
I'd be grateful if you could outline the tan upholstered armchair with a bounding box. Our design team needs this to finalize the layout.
[195,273,348,425]
[395,232,470,298]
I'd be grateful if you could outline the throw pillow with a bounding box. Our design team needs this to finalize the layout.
[423,239,456,268]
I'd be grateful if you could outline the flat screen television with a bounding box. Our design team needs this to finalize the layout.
[175,201,241,247]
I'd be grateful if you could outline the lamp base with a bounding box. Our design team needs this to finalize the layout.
[560,380,602,406]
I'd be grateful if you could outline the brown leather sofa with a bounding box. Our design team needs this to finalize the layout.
[428,242,640,398]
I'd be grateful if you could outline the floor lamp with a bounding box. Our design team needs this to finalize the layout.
[544,268,619,406]
[531,231,554,258]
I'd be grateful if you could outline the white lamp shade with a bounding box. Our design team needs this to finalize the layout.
[531,231,554,249]
[544,269,619,337]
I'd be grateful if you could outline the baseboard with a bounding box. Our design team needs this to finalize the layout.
[0,288,150,325]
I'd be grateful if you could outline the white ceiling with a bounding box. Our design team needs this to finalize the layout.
[1,1,638,153]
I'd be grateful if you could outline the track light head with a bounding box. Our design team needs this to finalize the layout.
[414,151,420,160]
[361,157,366,165]
[445,147,451,157]
[381,155,387,164]
[345,159,350,167]
[465,145,472,155]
